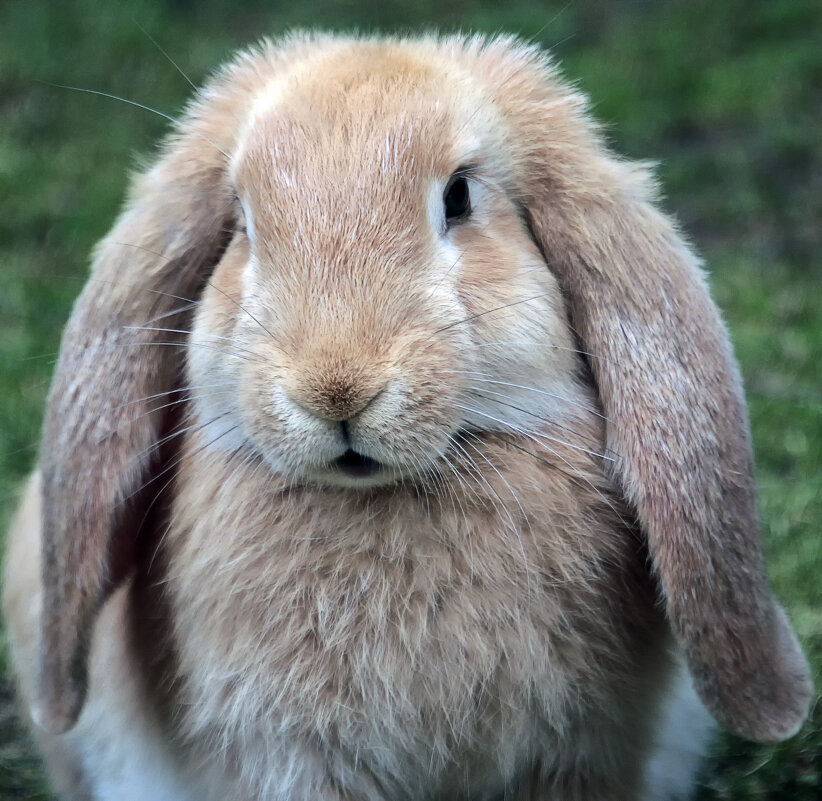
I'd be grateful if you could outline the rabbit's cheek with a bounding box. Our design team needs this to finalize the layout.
[345,378,457,467]
[233,382,341,470]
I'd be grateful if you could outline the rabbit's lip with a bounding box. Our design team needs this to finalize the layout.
[331,449,383,478]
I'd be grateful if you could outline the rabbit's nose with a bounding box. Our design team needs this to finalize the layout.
[289,374,384,422]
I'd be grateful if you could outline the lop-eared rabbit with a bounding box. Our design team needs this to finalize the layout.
[3,33,812,801]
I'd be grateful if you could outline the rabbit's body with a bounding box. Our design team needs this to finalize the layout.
[165,424,671,800]
[7,428,699,800]
[3,32,810,801]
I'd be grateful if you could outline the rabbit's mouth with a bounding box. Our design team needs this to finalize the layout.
[332,449,383,479]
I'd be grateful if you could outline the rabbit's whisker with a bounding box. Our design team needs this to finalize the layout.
[422,466,450,519]
[112,240,278,342]
[136,453,193,562]
[448,374,606,421]
[130,389,235,423]
[411,454,437,516]
[448,437,495,507]
[439,369,608,423]
[444,370,604,431]
[133,19,198,91]
[449,435,524,550]
[436,452,477,575]
[448,442,524,587]
[452,341,611,361]
[148,446,264,581]
[460,430,530,518]
[430,252,464,296]
[124,341,263,364]
[454,402,627,526]
[86,274,203,306]
[111,383,236,411]
[123,325,197,336]
[525,2,572,45]
[203,280,278,344]
[434,293,552,335]
[126,414,226,468]
[435,368,497,377]
[126,418,243,505]
[124,325,265,361]
[123,326,251,348]
[407,453,433,520]
[457,433,536,594]
[444,443,488,511]
[139,301,202,327]
[42,83,230,158]
[467,389,614,461]
[439,465,466,542]
[2,442,39,460]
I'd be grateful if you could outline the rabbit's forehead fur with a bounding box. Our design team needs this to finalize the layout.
[188,43,591,487]
[233,44,502,180]
[231,46,507,251]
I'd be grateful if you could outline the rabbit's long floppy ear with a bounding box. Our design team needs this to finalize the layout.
[481,43,812,742]
[32,56,270,734]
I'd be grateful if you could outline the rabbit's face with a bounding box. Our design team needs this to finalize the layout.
[188,49,588,487]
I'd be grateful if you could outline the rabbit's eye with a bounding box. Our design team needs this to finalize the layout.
[443,173,471,223]
[231,192,247,235]
[232,192,256,242]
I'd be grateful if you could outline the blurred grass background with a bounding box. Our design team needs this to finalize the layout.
[1,0,820,797]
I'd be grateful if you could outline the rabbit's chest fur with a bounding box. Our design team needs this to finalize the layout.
[160,429,670,800]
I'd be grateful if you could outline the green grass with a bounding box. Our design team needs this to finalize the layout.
[1,1,820,797]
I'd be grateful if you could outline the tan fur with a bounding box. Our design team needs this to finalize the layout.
[2,31,811,800]
[162,426,670,800]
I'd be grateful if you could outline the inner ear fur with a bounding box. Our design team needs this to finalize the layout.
[476,40,812,742]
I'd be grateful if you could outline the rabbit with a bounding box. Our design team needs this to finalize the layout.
[3,32,812,801]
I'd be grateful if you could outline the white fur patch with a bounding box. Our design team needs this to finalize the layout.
[642,667,714,800]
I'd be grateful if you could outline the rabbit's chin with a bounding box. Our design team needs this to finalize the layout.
[270,443,448,491]
[301,454,406,489]
[239,425,451,491]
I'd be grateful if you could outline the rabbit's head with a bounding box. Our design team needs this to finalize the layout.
[189,45,586,488]
[35,34,812,743]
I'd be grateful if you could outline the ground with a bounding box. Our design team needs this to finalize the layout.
[1,1,820,798]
